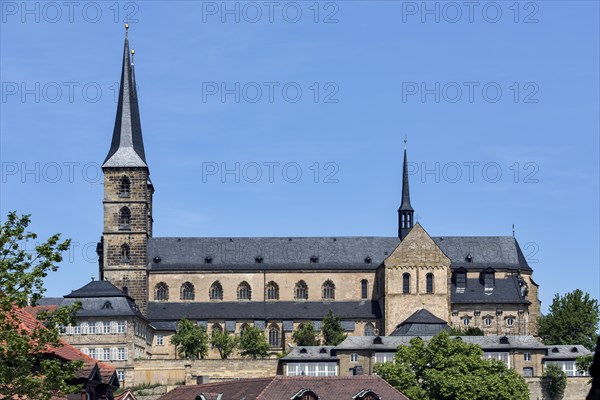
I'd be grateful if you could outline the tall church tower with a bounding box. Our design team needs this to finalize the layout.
[99,26,153,314]
[398,141,414,240]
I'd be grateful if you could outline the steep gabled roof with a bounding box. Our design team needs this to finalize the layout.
[390,309,450,336]
[64,280,131,299]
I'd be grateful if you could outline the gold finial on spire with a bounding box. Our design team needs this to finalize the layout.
[404,135,407,149]
[125,23,129,30]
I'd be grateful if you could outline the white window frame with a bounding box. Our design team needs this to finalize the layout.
[117,321,127,333]
[103,321,111,334]
[351,353,359,362]
[524,352,531,361]
[156,335,164,346]
[375,352,396,364]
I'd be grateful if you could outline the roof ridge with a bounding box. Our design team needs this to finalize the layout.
[256,376,279,400]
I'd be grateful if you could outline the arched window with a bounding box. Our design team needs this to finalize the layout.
[240,323,250,336]
[295,281,308,300]
[120,243,131,262]
[180,282,195,301]
[402,273,411,294]
[237,281,252,300]
[209,281,223,300]
[268,324,280,347]
[119,176,131,197]
[266,281,279,300]
[154,282,169,301]
[426,273,434,293]
[212,323,223,334]
[322,280,335,300]
[118,207,131,230]
[364,322,375,336]
[361,279,369,299]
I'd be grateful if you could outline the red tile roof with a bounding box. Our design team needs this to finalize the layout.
[158,376,409,400]
[10,307,116,384]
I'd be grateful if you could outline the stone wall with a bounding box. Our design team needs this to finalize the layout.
[525,376,590,400]
[131,358,279,386]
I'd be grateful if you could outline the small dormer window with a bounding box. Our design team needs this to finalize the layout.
[571,347,578,353]
[300,348,308,354]
[310,256,319,264]
[499,336,509,344]
[364,257,372,264]
[373,336,383,345]
[466,253,473,262]
[255,256,263,264]
[102,301,113,309]
[153,256,161,263]
[319,347,327,354]
[204,256,213,264]
[552,347,559,353]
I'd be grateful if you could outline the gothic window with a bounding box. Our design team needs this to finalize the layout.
[209,281,223,300]
[120,243,131,263]
[295,281,308,300]
[426,273,434,293]
[506,317,514,327]
[180,282,195,301]
[361,279,369,299]
[322,280,335,300]
[119,176,131,198]
[484,317,493,326]
[240,323,250,336]
[462,317,470,326]
[266,281,279,300]
[237,281,252,300]
[268,324,280,347]
[364,322,375,336]
[212,323,223,334]
[118,207,131,230]
[402,273,411,294]
[154,282,169,301]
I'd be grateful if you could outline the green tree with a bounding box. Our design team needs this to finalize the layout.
[447,326,485,336]
[239,326,270,359]
[0,211,82,400]
[170,319,209,359]
[541,364,567,399]
[210,329,239,359]
[537,289,599,351]
[322,310,347,346]
[374,331,529,400]
[292,322,320,346]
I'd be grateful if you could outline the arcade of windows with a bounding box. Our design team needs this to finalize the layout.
[153,279,369,301]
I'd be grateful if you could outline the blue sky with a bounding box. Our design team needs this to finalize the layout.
[1,1,598,313]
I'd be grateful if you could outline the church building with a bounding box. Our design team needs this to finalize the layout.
[75,27,540,364]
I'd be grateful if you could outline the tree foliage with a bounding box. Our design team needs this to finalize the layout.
[541,364,567,399]
[210,329,239,359]
[322,310,347,346]
[0,211,82,400]
[239,326,270,359]
[537,289,599,351]
[292,322,320,346]
[170,319,209,359]
[374,331,529,400]
[447,326,485,336]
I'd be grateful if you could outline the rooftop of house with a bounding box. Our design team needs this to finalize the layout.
[158,376,409,400]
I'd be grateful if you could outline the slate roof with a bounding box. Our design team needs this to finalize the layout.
[158,376,409,400]
[544,345,592,360]
[335,335,546,351]
[147,236,531,271]
[61,280,145,319]
[451,275,529,305]
[390,309,450,336]
[281,346,338,361]
[64,280,133,299]
[148,301,380,327]
[103,30,147,168]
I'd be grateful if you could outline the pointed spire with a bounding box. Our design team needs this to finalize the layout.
[398,139,414,240]
[400,142,413,212]
[103,24,147,168]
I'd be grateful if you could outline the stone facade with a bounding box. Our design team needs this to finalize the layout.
[101,167,153,314]
[381,224,451,334]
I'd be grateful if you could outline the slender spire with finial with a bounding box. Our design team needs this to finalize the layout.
[512,224,515,237]
[398,138,414,240]
[102,24,147,168]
